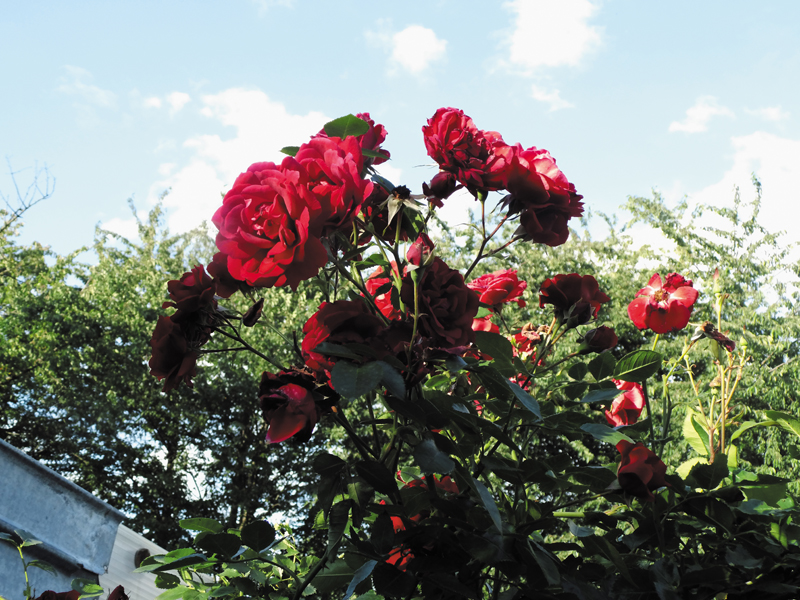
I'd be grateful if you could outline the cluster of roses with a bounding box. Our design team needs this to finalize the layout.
[422,107,585,246]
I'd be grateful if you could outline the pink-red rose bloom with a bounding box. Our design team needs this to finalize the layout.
[301,300,386,373]
[628,272,699,334]
[472,315,500,334]
[468,269,527,310]
[605,380,645,427]
[422,107,513,194]
[259,370,337,443]
[400,258,480,347]
[616,440,668,502]
[317,112,390,167]
[212,136,372,291]
[365,265,403,321]
[539,273,610,325]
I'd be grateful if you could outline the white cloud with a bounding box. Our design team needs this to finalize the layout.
[690,131,800,245]
[505,0,602,73]
[100,216,141,241]
[531,85,575,111]
[745,105,790,122]
[149,88,330,233]
[669,96,734,133]
[57,66,116,107]
[390,25,447,74]
[167,92,191,114]
[143,96,162,109]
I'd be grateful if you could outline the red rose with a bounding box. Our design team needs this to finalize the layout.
[33,592,80,600]
[212,161,329,290]
[242,298,264,327]
[148,316,200,392]
[400,258,480,347]
[627,272,699,334]
[467,269,527,310]
[513,323,542,359]
[422,107,513,194]
[616,440,668,502]
[504,145,584,247]
[107,587,129,600]
[605,380,645,427]
[316,112,390,167]
[422,171,459,208]
[472,315,499,333]
[365,265,403,321]
[407,233,435,267]
[301,300,386,373]
[259,370,338,443]
[578,325,618,354]
[163,265,217,315]
[538,273,610,326]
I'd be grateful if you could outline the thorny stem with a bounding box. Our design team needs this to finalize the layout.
[641,380,656,446]
[333,410,378,461]
[213,327,285,370]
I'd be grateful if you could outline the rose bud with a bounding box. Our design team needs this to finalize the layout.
[578,325,618,354]
[422,171,459,207]
[242,298,264,327]
[407,233,436,268]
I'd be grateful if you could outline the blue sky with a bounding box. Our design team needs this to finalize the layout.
[2,0,799,255]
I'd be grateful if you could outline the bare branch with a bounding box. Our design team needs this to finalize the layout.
[0,159,55,235]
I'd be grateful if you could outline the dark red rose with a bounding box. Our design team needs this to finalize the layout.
[628,272,699,334]
[207,251,245,298]
[422,107,513,194]
[504,145,584,247]
[259,370,338,443]
[212,161,329,290]
[400,258,480,347]
[33,592,80,600]
[163,265,217,315]
[539,273,610,326]
[301,300,386,373]
[242,298,264,327]
[605,380,645,427]
[579,325,618,354]
[365,264,403,321]
[422,171,459,208]
[616,440,668,502]
[467,269,527,310]
[107,587,129,600]
[148,316,199,392]
[407,233,435,267]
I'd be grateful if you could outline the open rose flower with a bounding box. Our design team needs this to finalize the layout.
[503,145,585,247]
[259,370,338,444]
[316,112,390,167]
[400,258,480,347]
[468,269,527,311]
[301,300,386,374]
[539,273,610,326]
[616,440,668,502]
[628,272,699,334]
[605,380,645,427]
[422,107,513,194]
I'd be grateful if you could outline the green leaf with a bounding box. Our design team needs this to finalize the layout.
[196,532,242,559]
[361,149,387,160]
[355,460,398,496]
[676,456,707,479]
[473,366,514,401]
[312,342,362,360]
[154,573,181,589]
[328,501,350,552]
[280,146,299,156]
[765,411,800,438]
[208,587,238,598]
[729,419,777,443]
[313,452,346,478]
[71,579,104,596]
[27,559,56,575]
[474,331,514,363]
[377,360,405,399]
[370,173,396,193]
[588,352,616,381]
[613,350,662,382]
[135,553,209,573]
[241,520,275,553]
[580,423,633,446]
[331,361,384,399]
[568,362,588,381]
[179,517,223,533]
[312,558,354,594]
[344,560,378,599]
[687,455,728,489]
[507,380,541,420]
[372,562,416,597]
[414,438,455,474]
[15,529,41,547]
[155,587,188,600]
[581,388,624,404]
[323,114,370,138]
[473,478,503,533]
[683,409,710,457]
